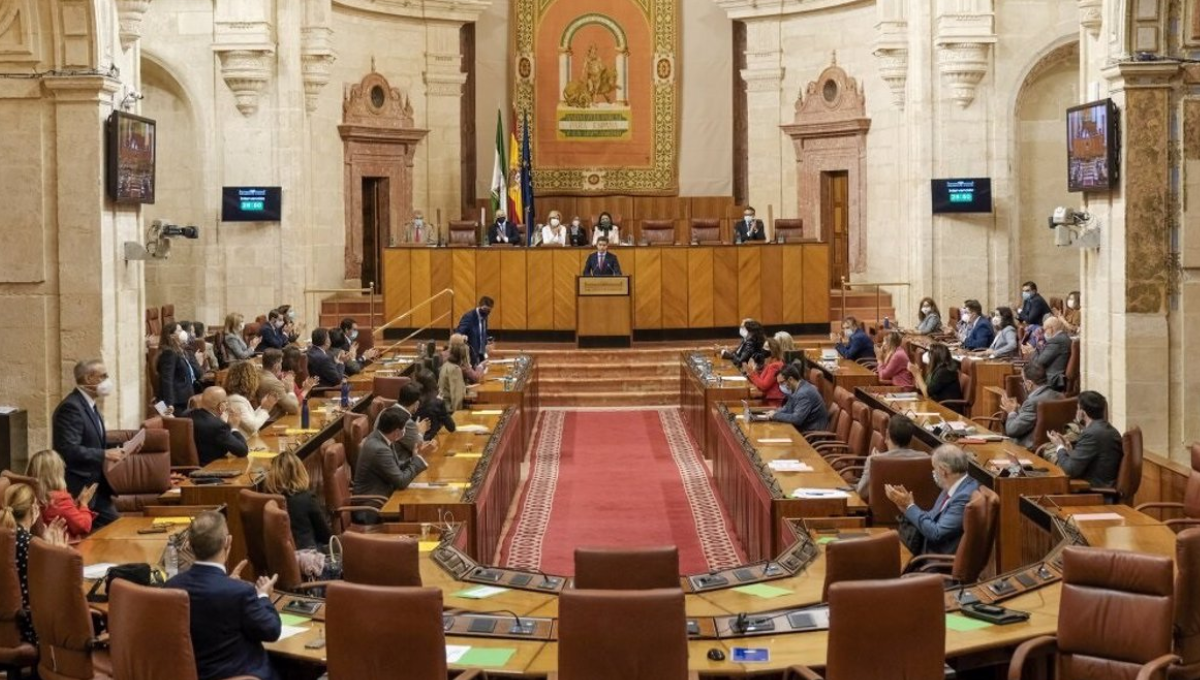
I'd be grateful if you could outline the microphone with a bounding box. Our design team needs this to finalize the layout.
[472,609,536,636]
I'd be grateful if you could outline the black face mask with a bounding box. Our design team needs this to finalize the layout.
[480,308,491,318]
[497,217,506,224]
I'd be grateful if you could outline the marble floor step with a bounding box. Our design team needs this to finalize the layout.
[545,391,680,407]
[536,364,681,379]
[538,376,679,394]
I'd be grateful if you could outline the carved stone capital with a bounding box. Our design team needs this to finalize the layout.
[741,66,785,93]
[874,19,909,110]
[424,51,466,97]
[115,0,153,51]
[936,41,993,108]
[1077,0,1102,38]
[213,45,275,115]
[301,26,336,113]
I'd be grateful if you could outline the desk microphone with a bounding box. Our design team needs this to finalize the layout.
[474,609,536,636]
[523,567,563,589]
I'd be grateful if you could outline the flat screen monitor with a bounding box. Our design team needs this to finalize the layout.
[106,111,156,204]
[1067,98,1119,192]
[221,187,282,222]
[931,178,992,214]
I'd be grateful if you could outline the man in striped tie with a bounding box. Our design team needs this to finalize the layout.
[885,444,979,555]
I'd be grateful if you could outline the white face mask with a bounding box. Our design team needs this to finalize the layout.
[95,378,115,398]
[921,306,931,314]
[414,218,424,227]
[177,329,188,344]
[550,218,560,227]
[922,351,930,364]
[961,311,971,321]
[1067,299,1076,309]
[348,330,358,342]
[571,221,581,229]
[738,327,749,339]
[780,382,794,396]
[238,323,246,332]
[744,215,754,222]
[932,469,944,489]
[843,328,853,337]
[991,315,1001,326]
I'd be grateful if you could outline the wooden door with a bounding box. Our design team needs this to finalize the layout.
[361,176,390,292]
[821,171,850,289]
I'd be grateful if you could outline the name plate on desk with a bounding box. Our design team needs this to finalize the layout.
[577,276,630,296]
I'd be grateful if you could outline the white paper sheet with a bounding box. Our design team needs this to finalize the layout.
[276,624,311,640]
[1071,513,1125,522]
[756,438,793,444]
[791,488,850,499]
[446,645,471,663]
[83,563,117,579]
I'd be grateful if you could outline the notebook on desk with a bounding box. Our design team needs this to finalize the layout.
[742,400,771,422]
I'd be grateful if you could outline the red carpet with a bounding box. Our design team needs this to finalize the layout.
[498,408,745,575]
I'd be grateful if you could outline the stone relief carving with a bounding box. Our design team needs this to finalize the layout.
[214,47,275,115]
[0,0,39,64]
[933,0,996,107]
[115,0,153,51]
[873,0,908,109]
[301,26,336,113]
[1077,0,1102,38]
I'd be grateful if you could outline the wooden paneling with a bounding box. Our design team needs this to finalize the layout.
[452,248,477,322]
[383,249,411,322]
[687,248,715,328]
[430,250,453,329]
[759,245,784,325]
[578,296,632,337]
[780,243,805,324]
[633,248,662,328]
[738,247,763,322]
[801,244,830,323]
[661,249,689,328]
[499,250,528,330]
[526,251,554,330]
[552,250,581,330]
[712,249,739,327]
[475,250,501,328]
[409,250,432,327]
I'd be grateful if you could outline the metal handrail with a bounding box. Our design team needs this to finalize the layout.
[838,277,911,328]
[376,311,454,355]
[303,285,377,336]
[373,288,455,337]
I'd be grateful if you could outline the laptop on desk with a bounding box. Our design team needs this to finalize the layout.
[742,400,771,422]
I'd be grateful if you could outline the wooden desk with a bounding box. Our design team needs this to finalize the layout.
[802,349,880,399]
[679,351,751,458]
[905,337,1018,418]
[472,356,540,456]
[858,388,1069,571]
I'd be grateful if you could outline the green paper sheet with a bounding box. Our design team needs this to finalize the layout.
[732,583,793,599]
[458,647,517,667]
[946,614,993,632]
[452,585,509,599]
[817,536,838,544]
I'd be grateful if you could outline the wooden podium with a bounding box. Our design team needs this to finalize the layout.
[576,276,632,348]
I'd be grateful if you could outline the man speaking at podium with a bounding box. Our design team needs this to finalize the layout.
[582,236,622,276]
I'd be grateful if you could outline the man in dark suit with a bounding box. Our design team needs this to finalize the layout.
[186,387,249,466]
[354,408,429,502]
[887,445,980,555]
[379,384,438,464]
[166,511,280,680]
[1048,391,1124,488]
[768,364,828,433]
[488,209,522,245]
[856,415,929,502]
[257,310,289,350]
[959,299,995,350]
[305,328,345,387]
[455,296,494,366]
[1001,362,1063,449]
[734,206,766,243]
[51,359,133,528]
[1033,317,1071,390]
[1017,280,1053,327]
[582,237,622,276]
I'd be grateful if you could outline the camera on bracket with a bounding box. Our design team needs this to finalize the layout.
[1046,207,1101,249]
[123,219,200,261]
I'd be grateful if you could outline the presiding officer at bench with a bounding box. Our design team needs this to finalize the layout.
[582,236,622,276]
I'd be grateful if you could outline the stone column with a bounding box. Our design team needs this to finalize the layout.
[423,22,469,223]
[739,20,785,223]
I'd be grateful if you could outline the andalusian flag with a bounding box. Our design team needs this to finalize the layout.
[507,121,523,223]
[490,110,507,216]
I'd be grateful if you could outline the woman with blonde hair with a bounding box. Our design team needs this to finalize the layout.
[747,338,786,406]
[773,331,797,352]
[541,210,568,246]
[222,312,260,361]
[26,449,97,537]
[223,360,278,437]
[446,333,486,383]
[2,483,68,647]
[264,451,332,553]
[439,343,470,412]
[876,331,914,388]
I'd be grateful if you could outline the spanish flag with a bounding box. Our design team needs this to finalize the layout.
[508,123,523,223]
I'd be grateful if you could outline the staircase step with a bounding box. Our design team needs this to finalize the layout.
[534,364,680,379]
[544,391,680,407]
[539,376,678,394]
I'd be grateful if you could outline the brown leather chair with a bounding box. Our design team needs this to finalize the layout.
[262,500,328,593]
[320,440,387,533]
[448,220,479,246]
[813,401,871,481]
[939,358,976,415]
[1064,338,1081,396]
[573,547,680,590]
[28,541,111,680]
[906,486,1000,584]
[1137,442,1200,530]
[237,489,285,576]
[688,218,721,244]
[108,579,256,680]
[341,413,370,472]
[806,387,854,447]
[1031,397,1079,450]
[555,588,693,680]
[159,304,175,328]
[1092,426,1144,505]
[106,427,172,512]
[640,219,676,245]
[367,397,397,424]
[870,409,890,439]
[774,218,804,242]
[143,416,201,469]
[868,455,938,527]
[1008,547,1179,679]
[1173,528,1200,679]
[325,583,480,680]
[821,530,901,600]
[1004,373,1027,403]
[371,375,410,401]
[341,533,422,587]
[788,574,946,680]
[145,307,161,337]
[0,529,36,676]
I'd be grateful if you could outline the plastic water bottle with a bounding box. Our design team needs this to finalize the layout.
[300,398,310,429]
[164,541,179,578]
[883,316,891,330]
[340,381,350,408]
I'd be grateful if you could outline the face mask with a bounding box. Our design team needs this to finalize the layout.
[1022,291,1032,301]
[348,330,358,342]
[921,306,931,314]
[921,351,930,364]
[480,308,491,318]
[238,323,245,332]
[843,328,852,337]
[961,311,971,321]
[1067,299,1076,309]
[744,215,753,222]
[601,218,611,227]
[550,218,560,227]
[780,382,794,396]
[932,469,944,489]
[287,311,296,320]
[571,221,581,229]
[739,327,749,339]
[991,316,1001,326]
[414,218,424,227]
[95,378,115,398]
[177,329,188,343]
[276,319,285,328]
[497,217,506,224]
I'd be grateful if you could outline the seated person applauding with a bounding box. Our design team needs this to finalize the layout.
[222,313,260,361]
[720,318,767,368]
[958,299,994,350]
[914,297,943,335]
[734,206,766,243]
[258,349,301,416]
[166,511,281,680]
[1000,363,1063,449]
[186,387,249,466]
[1017,280,1053,331]
[857,416,928,502]
[876,331,913,387]
[3,483,69,649]
[1053,290,1081,334]
[768,364,829,434]
[1033,317,1071,390]
[886,444,978,555]
[1047,391,1123,488]
[488,209,522,245]
[353,408,429,520]
[305,328,346,387]
[258,310,290,350]
[833,316,875,362]
[413,367,455,440]
[264,451,335,579]
[223,361,277,438]
[541,210,568,246]
[566,216,589,247]
[910,342,962,403]
[592,212,620,245]
[27,449,96,538]
[985,306,1019,359]
[746,338,786,406]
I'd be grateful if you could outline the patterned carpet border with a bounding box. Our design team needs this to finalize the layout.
[500,410,565,569]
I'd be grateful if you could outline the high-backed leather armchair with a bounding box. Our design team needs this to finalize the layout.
[143,416,200,469]
[263,500,328,593]
[342,533,422,587]
[555,588,693,680]
[0,529,36,675]
[325,583,480,680]
[1064,338,1081,396]
[367,397,396,424]
[108,579,256,680]
[812,401,871,481]
[145,307,160,337]
[371,376,410,401]
[1008,547,1179,679]
[237,489,285,577]
[640,220,676,246]
[106,427,172,513]
[789,574,946,680]
[1173,528,1200,679]
[341,413,370,472]
[159,304,175,328]
[28,541,111,680]
[448,220,479,246]
[1137,442,1200,530]
[688,218,721,245]
[774,218,804,242]
[573,547,680,590]
[1093,426,1144,505]
[821,530,901,600]
[906,486,1000,584]
[939,357,977,416]
[868,456,938,527]
[321,441,387,533]
[1031,397,1079,450]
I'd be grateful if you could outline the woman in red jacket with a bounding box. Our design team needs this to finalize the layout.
[747,338,787,405]
[27,449,97,538]
[877,331,915,388]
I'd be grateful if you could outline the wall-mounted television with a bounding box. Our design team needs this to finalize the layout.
[221,187,282,222]
[1067,98,1119,193]
[106,111,156,204]
[931,178,992,214]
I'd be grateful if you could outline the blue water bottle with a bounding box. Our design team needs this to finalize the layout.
[300,398,310,429]
[340,381,351,408]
